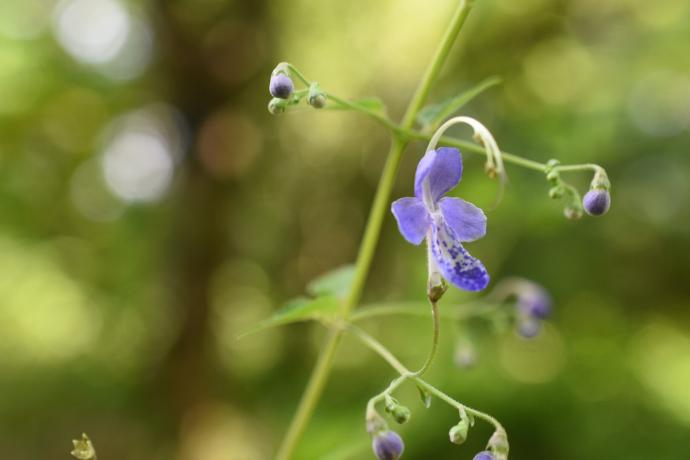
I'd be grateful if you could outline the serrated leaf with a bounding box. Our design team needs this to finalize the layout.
[417,385,432,409]
[417,76,501,131]
[237,295,339,339]
[307,264,355,300]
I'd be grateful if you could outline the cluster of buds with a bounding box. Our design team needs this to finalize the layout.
[267,62,327,114]
[468,428,510,460]
[546,160,611,219]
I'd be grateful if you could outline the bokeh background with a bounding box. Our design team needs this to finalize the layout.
[1,0,689,459]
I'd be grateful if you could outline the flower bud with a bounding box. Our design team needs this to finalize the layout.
[582,188,610,216]
[548,186,563,199]
[372,431,404,460]
[366,410,387,435]
[517,315,541,338]
[392,405,410,424]
[268,98,288,115]
[449,419,469,445]
[454,341,476,369]
[488,429,509,458]
[308,82,327,108]
[269,74,294,99]
[384,398,410,424]
[517,283,551,319]
[309,93,327,108]
[473,451,495,460]
[563,205,583,220]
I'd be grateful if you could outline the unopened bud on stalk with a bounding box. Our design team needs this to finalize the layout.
[449,418,469,445]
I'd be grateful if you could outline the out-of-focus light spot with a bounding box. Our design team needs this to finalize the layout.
[53,0,130,64]
[212,281,280,379]
[0,43,45,115]
[180,404,269,460]
[41,87,109,153]
[627,71,690,137]
[101,105,186,204]
[0,236,101,365]
[198,111,262,178]
[631,321,690,425]
[623,0,690,29]
[523,38,594,105]
[103,131,173,203]
[70,158,125,221]
[499,324,566,384]
[619,152,690,232]
[52,0,152,80]
[98,16,153,81]
[0,0,53,40]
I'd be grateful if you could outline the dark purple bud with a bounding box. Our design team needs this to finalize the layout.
[372,431,404,460]
[582,188,610,216]
[269,74,294,99]
[473,451,495,460]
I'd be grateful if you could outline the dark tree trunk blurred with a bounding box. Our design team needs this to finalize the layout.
[151,0,269,451]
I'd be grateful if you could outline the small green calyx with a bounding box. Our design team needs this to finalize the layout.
[427,278,447,303]
[590,168,611,191]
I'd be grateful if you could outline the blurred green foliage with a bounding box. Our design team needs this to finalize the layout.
[0,0,689,459]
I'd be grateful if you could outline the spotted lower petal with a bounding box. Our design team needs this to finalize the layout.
[429,217,489,291]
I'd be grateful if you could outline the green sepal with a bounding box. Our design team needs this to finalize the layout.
[417,385,432,409]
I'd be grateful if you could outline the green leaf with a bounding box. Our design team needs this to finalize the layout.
[417,76,501,131]
[417,385,432,409]
[307,264,356,300]
[237,295,340,339]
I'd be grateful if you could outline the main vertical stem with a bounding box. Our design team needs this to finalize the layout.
[275,2,475,458]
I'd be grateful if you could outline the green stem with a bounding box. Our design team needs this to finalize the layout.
[275,2,476,458]
[413,300,440,376]
[347,324,503,431]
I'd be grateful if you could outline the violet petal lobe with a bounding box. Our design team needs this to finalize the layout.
[391,197,430,245]
[414,147,463,203]
[429,217,489,291]
[439,197,487,242]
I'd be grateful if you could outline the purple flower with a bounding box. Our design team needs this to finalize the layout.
[582,188,611,216]
[516,283,551,319]
[513,279,551,338]
[473,451,495,460]
[391,147,489,291]
[372,431,404,460]
[269,74,294,99]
